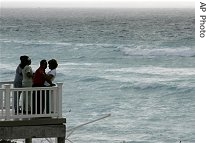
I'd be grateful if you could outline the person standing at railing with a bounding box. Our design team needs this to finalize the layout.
[44,59,58,114]
[44,59,58,86]
[32,59,55,114]
[22,57,33,114]
[13,55,29,114]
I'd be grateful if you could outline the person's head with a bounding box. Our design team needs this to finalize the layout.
[20,55,28,63]
[20,55,29,68]
[48,59,58,70]
[40,59,47,69]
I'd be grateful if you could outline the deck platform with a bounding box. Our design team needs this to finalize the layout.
[0,118,66,142]
[0,82,66,143]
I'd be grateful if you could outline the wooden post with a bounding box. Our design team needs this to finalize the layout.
[51,86,57,114]
[57,83,63,117]
[4,84,11,120]
[57,137,65,143]
[0,85,3,109]
[25,138,32,143]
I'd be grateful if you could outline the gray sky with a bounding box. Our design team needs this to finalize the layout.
[0,0,194,8]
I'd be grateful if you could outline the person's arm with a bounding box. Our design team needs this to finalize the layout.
[47,74,54,81]
[18,66,23,76]
[44,74,55,86]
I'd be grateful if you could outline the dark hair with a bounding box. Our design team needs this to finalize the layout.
[40,59,47,66]
[48,59,58,69]
[19,55,29,69]
[20,55,28,62]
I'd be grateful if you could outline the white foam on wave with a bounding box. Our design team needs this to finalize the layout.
[58,62,113,71]
[0,38,73,46]
[106,66,194,76]
[59,62,94,66]
[121,46,195,57]
[0,38,117,48]
[100,75,174,84]
[99,74,194,90]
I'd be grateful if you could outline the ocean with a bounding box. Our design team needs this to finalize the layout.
[0,8,195,143]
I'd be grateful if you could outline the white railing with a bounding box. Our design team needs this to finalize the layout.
[0,82,63,120]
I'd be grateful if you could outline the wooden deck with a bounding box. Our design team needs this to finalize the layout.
[0,82,63,120]
[0,118,66,142]
[0,82,66,143]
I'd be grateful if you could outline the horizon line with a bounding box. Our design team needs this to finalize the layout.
[0,1,195,9]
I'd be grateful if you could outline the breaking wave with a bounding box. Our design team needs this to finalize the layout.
[121,46,195,57]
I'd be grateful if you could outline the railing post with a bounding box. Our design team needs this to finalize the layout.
[0,85,3,109]
[57,83,63,118]
[4,84,11,120]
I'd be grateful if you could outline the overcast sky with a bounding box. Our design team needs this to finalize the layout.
[0,0,194,8]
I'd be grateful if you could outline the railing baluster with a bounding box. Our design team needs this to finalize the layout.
[49,90,51,114]
[57,83,63,117]
[43,90,47,114]
[35,90,37,114]
[30,91,32,115]
[40,90,42,114]
[26,90,28,114]
[21,91,23,115]
[0,86,5,117]
[52,89,55,114]
[12,91,14,115]
[16,91,18,114]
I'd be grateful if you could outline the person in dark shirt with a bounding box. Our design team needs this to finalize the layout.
[32,59,55,114]
[33,59,54,87]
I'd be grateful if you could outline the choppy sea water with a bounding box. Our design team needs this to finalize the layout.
[0,8,194,143]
